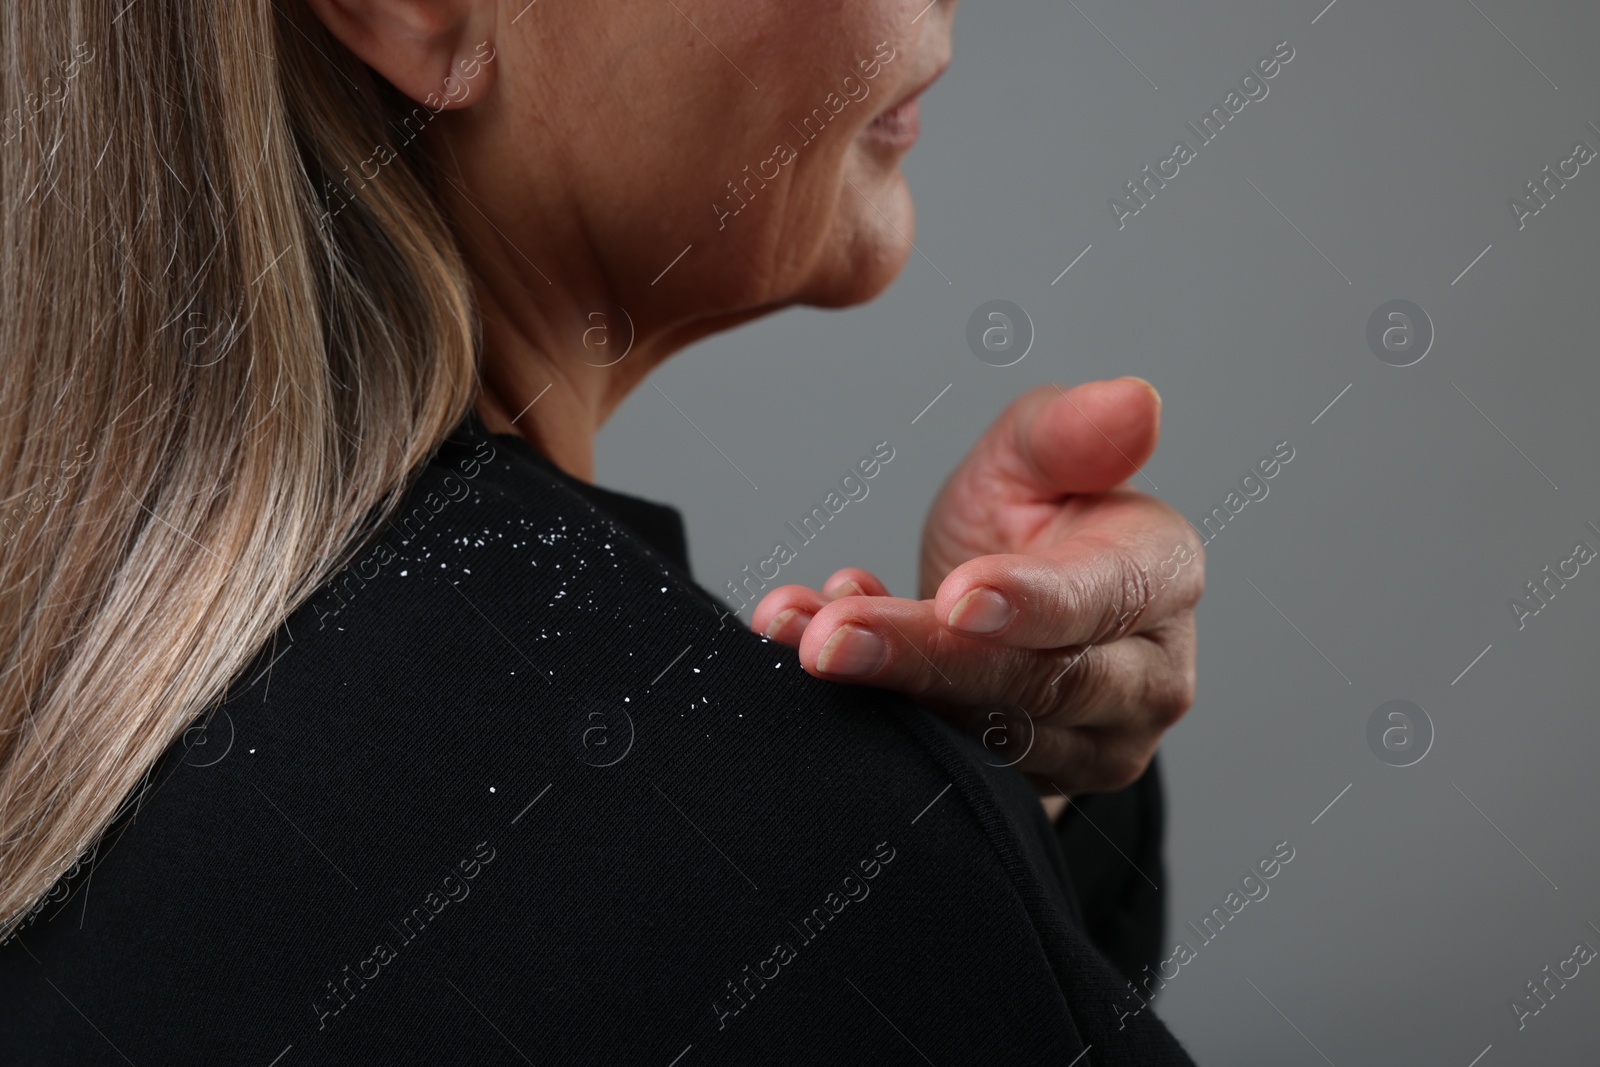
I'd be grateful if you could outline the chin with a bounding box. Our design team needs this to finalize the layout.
[797,175,917,309]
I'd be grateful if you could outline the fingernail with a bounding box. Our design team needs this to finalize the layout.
[1120,375,1161,409]
[764,608,813,644]
[947,587,1015,634]
[816,624,887,677]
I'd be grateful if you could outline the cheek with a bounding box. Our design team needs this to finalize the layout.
[705,112,911,306]
[545,0,918,307]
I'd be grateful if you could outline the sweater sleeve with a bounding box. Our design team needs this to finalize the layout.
[1054,754,1170,987]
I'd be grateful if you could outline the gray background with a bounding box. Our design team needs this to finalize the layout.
[598,2,1600,1063]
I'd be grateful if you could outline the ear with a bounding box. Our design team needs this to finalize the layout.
[303,0,496,110]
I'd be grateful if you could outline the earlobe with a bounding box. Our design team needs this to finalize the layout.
[302,0,495,110]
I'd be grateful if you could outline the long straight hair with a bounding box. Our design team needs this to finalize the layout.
[0,1,479,934]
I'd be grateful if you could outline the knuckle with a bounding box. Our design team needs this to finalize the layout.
[1184,537,1207,605]
[1059,548,1149,645]
[1107,551,1156,639]
[1149,509,1207,609]
[1145,659,1197,729]
[1160,676,1196,727]
[1171,507,1205,559]
[1113,746,1154,789]
[1095,737,1151,792]
[1027,645,1101,722]
[1105,760,1143,792]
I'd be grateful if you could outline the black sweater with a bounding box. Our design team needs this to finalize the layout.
[0,414,1195,1065]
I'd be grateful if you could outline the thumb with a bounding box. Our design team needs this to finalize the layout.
[963,378,1162,502]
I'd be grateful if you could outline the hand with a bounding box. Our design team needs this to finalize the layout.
[752,379,1203,798]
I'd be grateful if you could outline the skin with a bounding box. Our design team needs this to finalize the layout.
[305,0,1203,809]
[754,378,1204,810]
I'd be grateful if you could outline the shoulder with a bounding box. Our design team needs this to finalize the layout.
[0,425,1184,1064]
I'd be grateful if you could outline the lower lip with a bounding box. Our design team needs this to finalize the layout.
[860,96,921,148]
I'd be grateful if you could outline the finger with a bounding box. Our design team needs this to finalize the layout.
[798,596,1194,732]
[1028,727,1163,799]
[962,695,1160,789]
[935,499,1205,648]
[936,379,1162,517]
[1019,377,1162,495]
[821,568,890,599]
[971,622,1195,789]
[800,594,1029,698]
[750,585,828,645]
[752,568,893,645]
[1046,614,1196,733]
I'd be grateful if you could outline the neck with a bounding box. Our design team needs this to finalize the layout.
[468,263,666,486]
[472,294,776,482]
[439,159,773,483]
[435,148,650,484]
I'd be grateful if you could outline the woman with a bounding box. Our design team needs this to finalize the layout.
[0,1,1203,1062]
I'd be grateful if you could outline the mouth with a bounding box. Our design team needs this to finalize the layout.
[860,63,948,148]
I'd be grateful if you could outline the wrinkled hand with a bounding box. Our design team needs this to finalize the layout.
[752,379,1203,798]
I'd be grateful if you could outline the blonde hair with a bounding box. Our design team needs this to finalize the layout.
[0,1,478,935]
